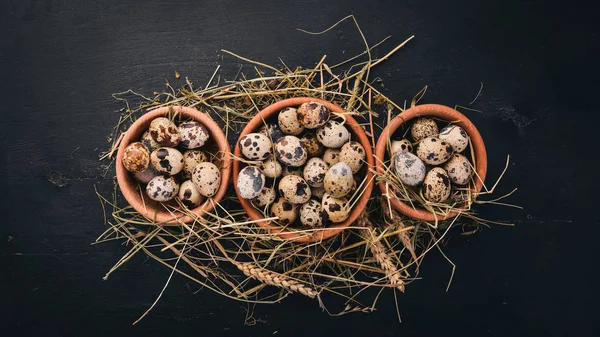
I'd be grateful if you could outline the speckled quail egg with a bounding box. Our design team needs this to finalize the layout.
[410,118,439,142]
[258,123,285,143]
[439,125,469,153]
[275,136,307,167]
[192,162,221,197]
[278,175,311,204]
[311,186,326,200]
[252,187,276,208]
[260,155,282,178]
[322,148,341,167]
[444,154,472,185]
[339,141,365,174]
[122,142,150,173]
[324,162,354,198]
[282,165,303,177]
[270,198,298,225]
[149,117,180,147]
[390,139,413,155]
[422,167,451,203]
[146,175,179,202]
[322,193,349,223]
[393,151,426,186]
[239,133,273,160]
[178,121,209,149]
[178,180,205,208]
[297,102,330,129]
[278,107,304,135]
[133,165,160,184]
[416,136,454,165]
[181,150,208,179]
[303,158,329,188]
[141,130,159,151]
[317,121,350,148]
[151,147,184,175]
[300,133,324,158]
[236,166,266,199]
[299,199,326,227]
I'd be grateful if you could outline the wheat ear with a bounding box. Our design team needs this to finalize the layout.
[380,197,418,263]
[234,262,318,298]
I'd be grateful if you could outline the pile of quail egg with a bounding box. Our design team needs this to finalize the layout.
[390,118,472,204]
[236,102,366,228]
[121,117,220,208]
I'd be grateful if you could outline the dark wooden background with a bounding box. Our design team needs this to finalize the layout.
[1,0,597,336]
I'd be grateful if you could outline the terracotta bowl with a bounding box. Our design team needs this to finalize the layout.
[233,97,374,243]
[116,106,232,224]
[375,104,487,221]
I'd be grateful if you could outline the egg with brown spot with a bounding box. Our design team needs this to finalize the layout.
[393,151,426,186]
[270,198,298,225]
[133,165,160,184]
[339,141,365,174]
[275,136,307,167]
[322,193,349,223]
[252,187,276,208]
[149,117,180,147]
[122,142,150,173]
[150,147,184,175]
[236,166,266,199]
[239,133,273,160]
[422,167,451,203]
[322,148,341,167]
[278,175,311,204]
[299,199,326,227]
[416,136,454,165]
[410,118,439,141]
[278,107,304,135]
[439,125,469,153]
[324,162,354,198]
[303,158,329,188]
[141,130,159,151]
[296,101,330,129]
[300,133,324,158]
[192,162,221,197]
[260,155,282,178]
[444,154,472,185]
[178,180,205,208]
[178,121,209,149]
[181,150,208,179]
[146,175,179,202]
[317,121,350,148]
[390,139,413,155]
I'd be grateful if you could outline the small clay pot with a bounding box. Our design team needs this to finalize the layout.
[375,104,487,221]
[233,97,374,243]
[116,106,231,224]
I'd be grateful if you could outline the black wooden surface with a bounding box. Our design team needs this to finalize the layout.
[1,1,598,336]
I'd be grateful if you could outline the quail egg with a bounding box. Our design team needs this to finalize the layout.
[393,151,426,186]
[192,162,221,197]
[150,147,184,175]
[178,180,205,208]
[439,125,469,153]
[410,117,439,142]
[270,198,298,225]
[303,158,329,187]
[278,175,311,204]
[317,121,350,148]
[141,130,159,151]
[181,150,208,179]
[278,107,304,135]
[299,199,326,227]
[296,101,330,129]
[275,136,307,167]
[133,165,160,184]
[239,133,273,160]
[324,162,354,198]
[178,121,210,149]
[260,155,282,178]
[422,167,451,203]
[322,148,341,167]
[282,165,303,177]
[236,166,266,199]
[252,187,276,208]
[444,154,472,185]
[390,139,413,155]
[416,136,454,165]
[322,193,349,223]
[339,141,365,174]
[311,186,326,200]
[122,142,150,173]
[259,123,285,143]
[149,117,180,147]
[146,175,179,202]
[300,133,324,158]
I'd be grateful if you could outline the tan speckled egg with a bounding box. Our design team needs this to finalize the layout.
[322,193,349,223]
[393,151,426,186]
[339,141,365,174]
[300,133,324,158]
[252,187,276,208]
[134,165,160,184]
[297,101,330,129]
[122,142,150,173]
[149,117,180,147]
[303,158,329,188]
[181,150,208,179]
[239,133,273,160]
[439,125,469,153]
[317,121,350,148]
[236,166,266,199]
[141,130,159,152]
[410,118,439,142]
[322,148,341,167]
[178,180,205,208]
[258,123,285,143]
[324,162,354,198]
[151,147,184,175]
[260,155,282,178]
[146,175,179,202]
[390,139,413,155]
[282,165,303,177]
[192,162,221,197]
[278,175,311,204]
[275,136,307,167]
[299,199,326,227]
[444,154,472,185]
[422,167,451,203]
[278,107,304,135]
[416,136,454,165]
[270,198,298,225]
[178,121,209,149]
[311,186,326,200]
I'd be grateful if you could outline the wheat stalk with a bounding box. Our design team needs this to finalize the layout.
[234,262,318,298]
[380,197,418,263]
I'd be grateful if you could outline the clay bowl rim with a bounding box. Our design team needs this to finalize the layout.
[116,105,232,224]
[233,97,374,243]
[374,104,488,222]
